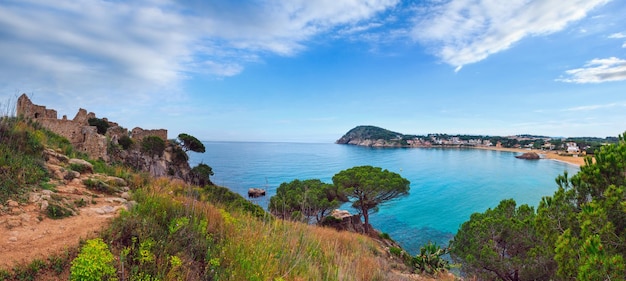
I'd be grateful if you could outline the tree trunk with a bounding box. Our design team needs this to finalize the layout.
[362,207,370,234]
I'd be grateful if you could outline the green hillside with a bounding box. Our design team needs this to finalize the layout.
[1,117,439,281]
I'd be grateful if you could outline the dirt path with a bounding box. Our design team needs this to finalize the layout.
[0,173,130,269]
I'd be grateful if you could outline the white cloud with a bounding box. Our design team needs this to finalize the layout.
[563,102,626,111]
[0,0,398,108]
[412,0,610,69]
[608,32,626,38]
[203,61,244,77]
[557,57,626,83]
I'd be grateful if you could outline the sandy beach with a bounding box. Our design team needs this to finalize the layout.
[474,146,590,167]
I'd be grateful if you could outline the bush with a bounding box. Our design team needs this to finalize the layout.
[46,203,74,219]
[379,232,391,240]
[141,136,165,158]
[69,162,90,174]
[83,178,117,194]
[87,118,110,135]
[389,247,403,257]
[189,163,213,186]
[412,242,450,275]
[118,135,133,150]
[70,238,117,281]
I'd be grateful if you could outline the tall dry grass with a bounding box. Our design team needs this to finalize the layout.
[111,178,409,281]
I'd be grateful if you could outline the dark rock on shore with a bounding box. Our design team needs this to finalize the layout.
[515,152,540,160]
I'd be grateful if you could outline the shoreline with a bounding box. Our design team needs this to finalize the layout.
[472,146,589,167]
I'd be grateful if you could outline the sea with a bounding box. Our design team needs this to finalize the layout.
[188,142,579,255]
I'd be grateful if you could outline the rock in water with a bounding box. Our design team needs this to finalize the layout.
[515,152,540,160]
[248,188,266,198]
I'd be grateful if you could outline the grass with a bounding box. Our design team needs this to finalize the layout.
[0,117,48,203]
[0,114,422,280]
[101,179,404,281]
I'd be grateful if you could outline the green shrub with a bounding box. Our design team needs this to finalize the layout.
[83,178,117,194]
[379,232,391,240]
[412,242,450,275]
[70,238,117,281]
[202,185,267,219]
[48,249,74,274]
[141,136,165,158]
[69,162,90,174]
[46,203,74,219]
[0,269,10,280]
[104,193,217,281]
[87,118,110,135]
[321,215,342,224]
[389,246,403,257]
[118,135,133,150]
[75,198,87,207]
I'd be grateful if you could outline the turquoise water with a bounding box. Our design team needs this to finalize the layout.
[189,142,579,254]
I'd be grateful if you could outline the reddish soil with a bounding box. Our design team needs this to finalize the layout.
[0,177,128,269]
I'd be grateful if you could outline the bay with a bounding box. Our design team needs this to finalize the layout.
[189,142,579,255]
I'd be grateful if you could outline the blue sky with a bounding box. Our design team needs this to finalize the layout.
[1,0,625,142]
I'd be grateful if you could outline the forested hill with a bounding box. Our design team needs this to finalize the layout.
[335,125,407,147]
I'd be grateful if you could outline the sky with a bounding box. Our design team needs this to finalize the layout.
[1,0,625,143]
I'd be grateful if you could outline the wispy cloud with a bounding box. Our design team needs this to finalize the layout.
[562,102,626,111]
[608,32,626,38]
[557,57,626,83]
[411,0,610,70]
[608,32,626,48]
[0,0,398,107]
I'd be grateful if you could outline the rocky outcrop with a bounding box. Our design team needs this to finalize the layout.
[320,209,365,233]
[515,152,540,160]
[248,188,266,198]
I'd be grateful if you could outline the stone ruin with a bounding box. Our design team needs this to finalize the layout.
[16,94,167,162]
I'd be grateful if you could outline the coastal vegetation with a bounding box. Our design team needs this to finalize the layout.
[0,116,429,280]
[269,178,343,223]
[3,109,624,280]
[177,133,206,153]
[333,166,411,232]
[451,133,626,280]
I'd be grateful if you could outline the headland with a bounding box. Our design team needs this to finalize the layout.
[337,125,605,167]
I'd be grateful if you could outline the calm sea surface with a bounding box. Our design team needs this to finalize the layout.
[189,142,579,254]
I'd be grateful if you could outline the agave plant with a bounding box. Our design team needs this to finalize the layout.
[412,242,450,275]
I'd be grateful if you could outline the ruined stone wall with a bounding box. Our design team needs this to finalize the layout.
[17,94,57,119]
[72,108,91,125]
[106,126,129,143]
[37,119,84,144]
[16,94,167,162]
[131,127,168,142]
[16,94,107,160]
[80,126,108,160]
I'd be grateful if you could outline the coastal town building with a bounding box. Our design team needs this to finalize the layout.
[566,142,580,154]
